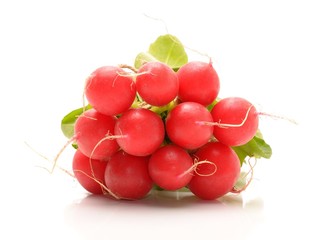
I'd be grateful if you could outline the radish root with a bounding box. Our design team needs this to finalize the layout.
[51,136,77,173]
[25,141,75,177]
[178,156,217,179]
[116,70,153,78]
[231,157,257,194]
[73,169,121,200]
[258,111,298,125]
[197,105,254,128]
[118,64,138,73]
[193,159,218,177]
[88,133,125,179]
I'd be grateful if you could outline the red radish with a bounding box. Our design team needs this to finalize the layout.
[210,97,259,146]
[55,34,275,202]
[104,150,153,200]
[74,109,119,160]
[165,102,213,149]
[72,149,107,194]
[188,142,241,200]
[148,144,194,190]
[84,66,136,116]
[114,108,165,156]
[136,62,179,106]
[177,61,220,106]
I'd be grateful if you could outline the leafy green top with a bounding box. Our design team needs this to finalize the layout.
[61,105,91,139]
[134,34,188,70]
[233,135,272,165]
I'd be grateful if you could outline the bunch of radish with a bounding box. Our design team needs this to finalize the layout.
[59,34,272,200]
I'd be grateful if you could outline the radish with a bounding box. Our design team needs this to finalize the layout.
[74,108,119,160]
[104,150,153,200]
[210,97,259,146]
[177,61,220,106]
[165,102,213,149]
[114,108,165,156]
[84,66,136,116]
[72,149,107,194]
[57,34,274,202]
[148,144,194,190]
[136,62,179,106]
[188,142,241,200]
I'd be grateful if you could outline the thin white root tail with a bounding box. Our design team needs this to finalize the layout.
[51,136,77,174]
[118,64,138,73]
[258,111,298,125]
[24,141,75,177]
[116,70,151,78]
[197,105,254,129]
[88,134,125,179]
[178,157,218,179]
[194,159,218,177]
[231,158,257,194]
[73,169,121,200]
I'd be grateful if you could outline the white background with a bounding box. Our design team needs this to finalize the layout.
[1,0,325,239]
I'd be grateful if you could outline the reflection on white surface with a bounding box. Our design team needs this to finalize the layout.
[64,191,264,240]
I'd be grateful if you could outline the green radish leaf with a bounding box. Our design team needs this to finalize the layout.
[232,135,272,165]
[232,147,248,166]
[134,34,188,69]
[61,105,92,139]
